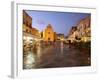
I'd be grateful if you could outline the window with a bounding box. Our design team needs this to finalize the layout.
[23,20,25,24]
[48,32,50,34]
[29,23,31,28]
[26,29,28,33]
[26,21,28,26]
[48,38,50,40]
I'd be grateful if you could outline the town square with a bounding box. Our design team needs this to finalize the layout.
[23,10,91,69]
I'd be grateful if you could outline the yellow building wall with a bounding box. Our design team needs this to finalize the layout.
[31,28,40,37]
[23,24,40,38]
[43,26,54,42]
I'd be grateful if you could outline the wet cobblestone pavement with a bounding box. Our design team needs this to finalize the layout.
[23,41,90,69]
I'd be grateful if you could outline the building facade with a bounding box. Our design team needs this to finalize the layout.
[67,26,78,43]
[67,16,91,43]
[23,10,32,34]
[31,27,40,37]
[43,24,54,42]
[23,11,40,39]
[77,16,91,42]
[54,32,57,41]
[57,33,65,41]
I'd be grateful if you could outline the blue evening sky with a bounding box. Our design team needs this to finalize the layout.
[25,10,90,36]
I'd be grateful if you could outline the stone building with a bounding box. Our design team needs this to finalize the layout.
[23,10,40,39]
[43,24,54,42]
[23,10,32,34]
[54,32,57,41]
[67,26,78,43]
[77,16,91,42]
[23,10,32,28]
[67,16,91,43]
[68,26,77,36]
[31,27,40,37]
[57,33,65,41]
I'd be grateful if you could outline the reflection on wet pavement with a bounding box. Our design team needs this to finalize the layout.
[23,41,91,69]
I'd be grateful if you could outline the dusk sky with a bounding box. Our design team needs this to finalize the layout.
[25,10,90,36]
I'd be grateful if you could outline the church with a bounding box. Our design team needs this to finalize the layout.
[43,24,55,42]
